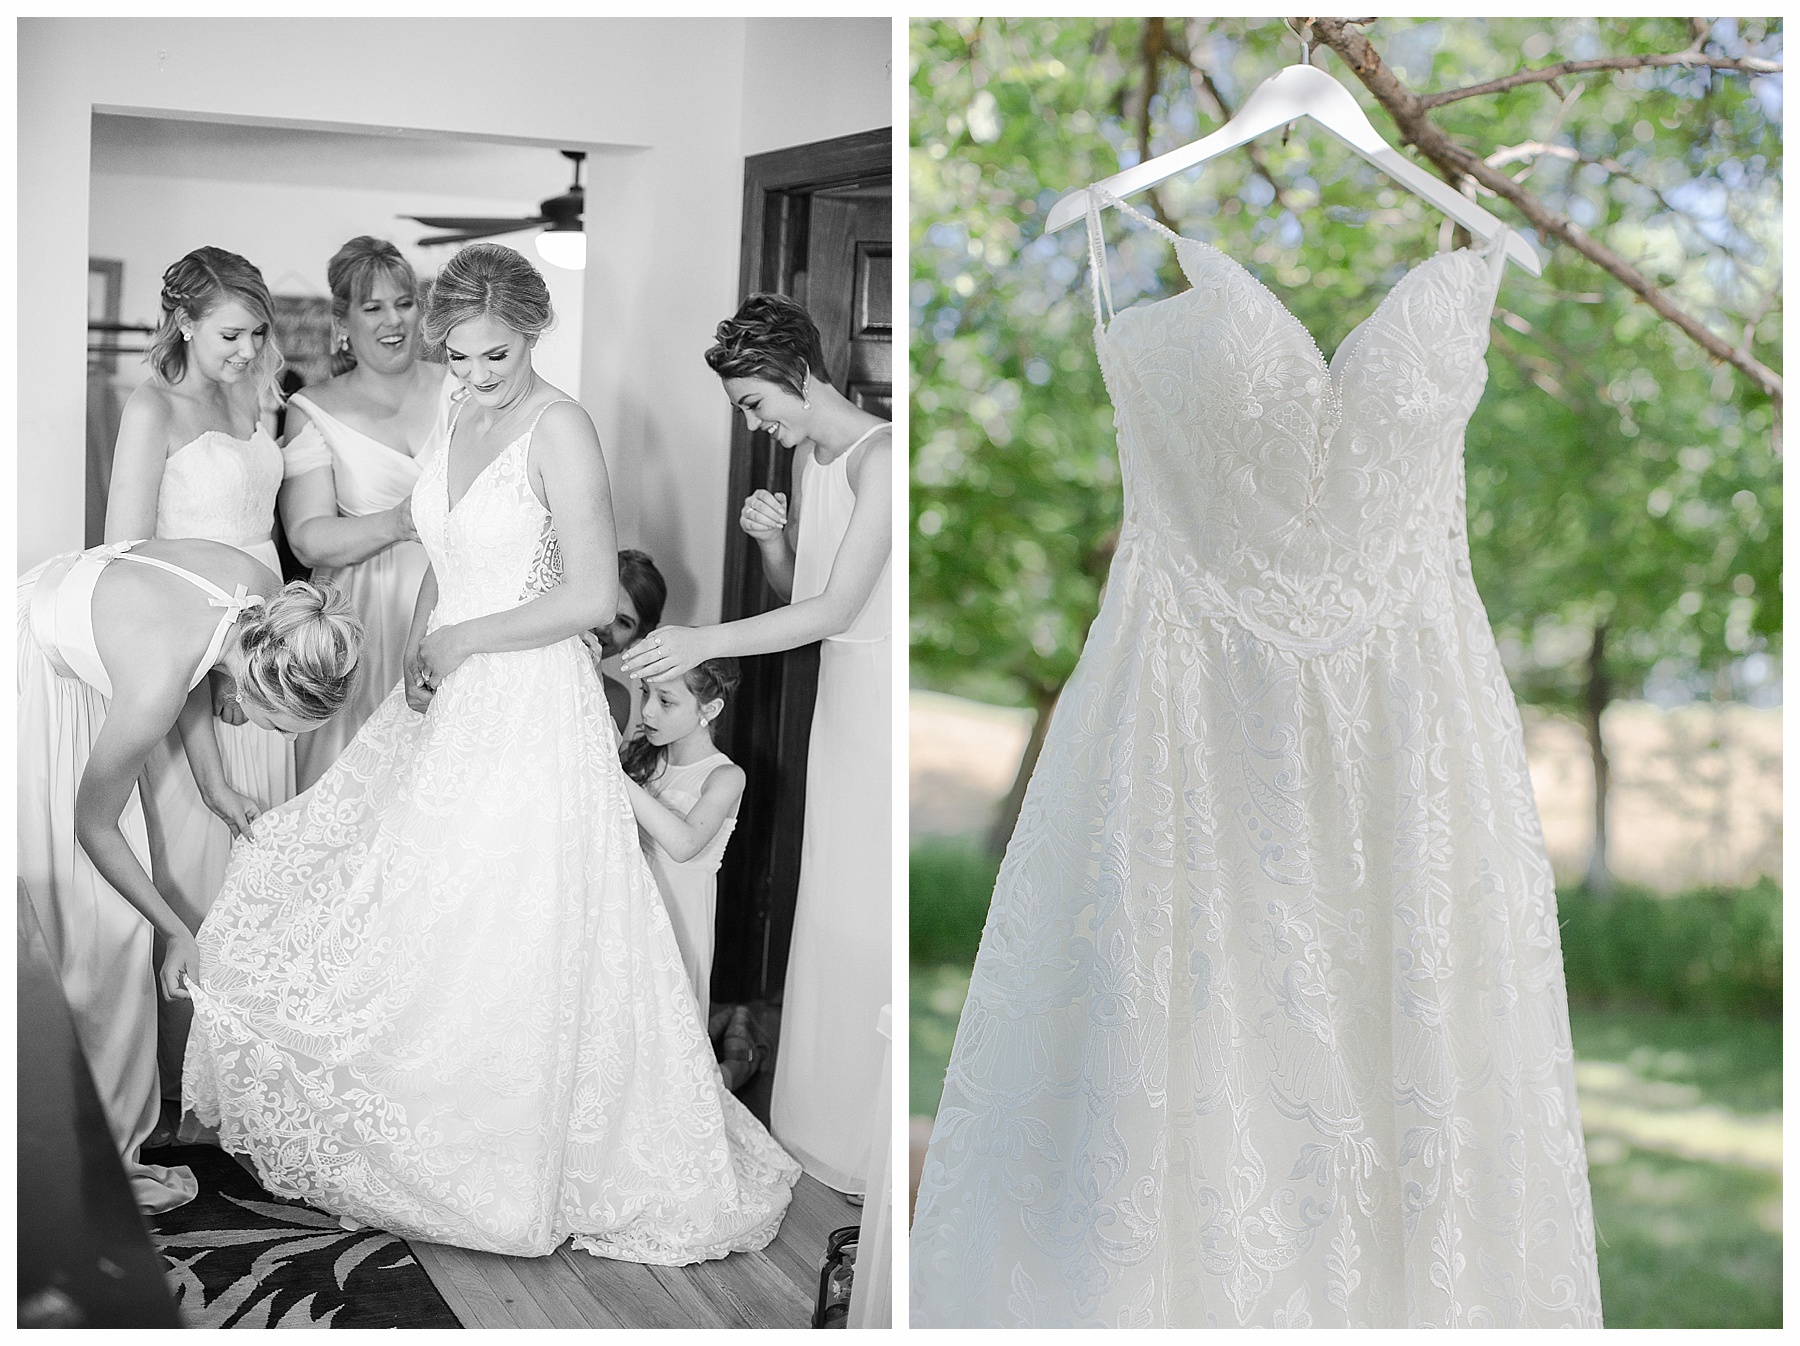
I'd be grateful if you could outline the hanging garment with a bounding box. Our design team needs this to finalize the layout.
[910,189,1603,1328]
[184,399,799,1262]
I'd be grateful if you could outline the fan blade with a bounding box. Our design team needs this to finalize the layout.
[417,226,540,247]
[400,214,546,231]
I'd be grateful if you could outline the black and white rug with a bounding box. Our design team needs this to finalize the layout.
[141,1142,461,1329]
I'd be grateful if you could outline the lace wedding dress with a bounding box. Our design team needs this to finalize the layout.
[185,401,799,1262]
[910,191,1603,1328]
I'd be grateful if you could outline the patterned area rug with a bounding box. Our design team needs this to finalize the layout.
[142,1143,461,1329]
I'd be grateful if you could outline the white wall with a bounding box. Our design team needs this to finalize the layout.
[23,17,891,622]
[88,171,585,398]
[740,18,892,157]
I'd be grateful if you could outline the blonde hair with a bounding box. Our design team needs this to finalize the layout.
[236,581,362,723]
[147,247,285,395]
[422,243,554,351]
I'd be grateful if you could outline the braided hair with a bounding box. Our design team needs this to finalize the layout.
[147,246,284,392]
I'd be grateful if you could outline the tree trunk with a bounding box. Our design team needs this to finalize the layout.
[984,683,1062,859]
[1582,621,1614,895]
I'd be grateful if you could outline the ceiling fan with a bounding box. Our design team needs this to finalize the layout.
[402,149,587,270]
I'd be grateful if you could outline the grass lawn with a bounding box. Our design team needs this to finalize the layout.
[909,970,1780,1328]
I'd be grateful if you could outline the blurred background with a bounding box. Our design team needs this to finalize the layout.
[908,17,1780,1329]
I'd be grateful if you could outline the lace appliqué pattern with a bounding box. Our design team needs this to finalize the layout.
[910,197,1602,1328]
[185,409,800,1263]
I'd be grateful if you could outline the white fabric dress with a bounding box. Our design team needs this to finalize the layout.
[184,400,800,1262]
[640,751,739,1016]
[283,373,458,790]
[910,191,1603,1328]
[142,428,297,1092]
[769,423,892,1195]
[18,541,264,1214]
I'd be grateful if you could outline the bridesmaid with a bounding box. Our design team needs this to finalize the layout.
[103,247,297,1093]
[622,293,891,1195]
[279,236,458,790]
[17,535,359,1211]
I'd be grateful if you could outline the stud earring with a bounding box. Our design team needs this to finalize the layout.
[181,330,192,342]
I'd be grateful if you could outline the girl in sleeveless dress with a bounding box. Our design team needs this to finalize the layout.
[620,658,746,1017]
[622,293,892,1196]
[17,537,358,1213]
[184,245,798,1262]
[103,248,299,1093]
[278,237,459,790]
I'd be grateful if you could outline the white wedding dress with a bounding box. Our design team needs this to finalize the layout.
[185,401,800,1261]
[910,191,1603,1327]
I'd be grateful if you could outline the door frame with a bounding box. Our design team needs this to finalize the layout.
[712,126,891,1005]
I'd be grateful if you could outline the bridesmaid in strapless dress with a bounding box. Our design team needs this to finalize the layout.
[16,536,359,1212]
[103,247,299,1093]
[279,237,458,790]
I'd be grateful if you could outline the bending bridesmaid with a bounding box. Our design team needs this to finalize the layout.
[17,536,358,1211]
[622,293,891,1194]
[103,247,299,1092]
[279,236,457,790]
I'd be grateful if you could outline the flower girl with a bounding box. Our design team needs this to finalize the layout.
[619,660,745,1020]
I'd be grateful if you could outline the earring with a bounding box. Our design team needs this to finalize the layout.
[801,378,811,411]
[181,330,192,342]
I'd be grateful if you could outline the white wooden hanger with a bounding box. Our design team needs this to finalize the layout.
[1044,61,1542,277]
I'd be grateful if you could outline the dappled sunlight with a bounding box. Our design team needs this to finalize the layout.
[1576,1058,1782,1174]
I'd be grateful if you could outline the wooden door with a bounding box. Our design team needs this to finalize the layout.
[712,129,891,1007]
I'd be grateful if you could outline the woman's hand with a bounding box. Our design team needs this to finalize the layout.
[414,625,469,698]
[578,629,608,677]
[738,489,788,544]
[160,927,200,1002]
[619,625,710,684]
[404,645,436,713]
[389,493,418,544]
[202,782,260,840]
[211,669,248,726]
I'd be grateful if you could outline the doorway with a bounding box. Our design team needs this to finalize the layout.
[712,127,891,1007]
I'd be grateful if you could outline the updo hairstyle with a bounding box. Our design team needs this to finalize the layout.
[703,292,831,400]
[327,236,418,375]
[147,246,284,391]
[236,581,363,724]
[421,243,555,353]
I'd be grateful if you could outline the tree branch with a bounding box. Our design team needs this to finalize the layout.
[1161,28,1296,210]
[1310,18,1782,406]
[1419,51,1779,108]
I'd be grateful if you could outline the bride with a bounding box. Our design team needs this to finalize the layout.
[183,243,799,1262]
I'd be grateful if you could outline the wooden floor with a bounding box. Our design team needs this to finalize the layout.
[411,1174,855,1328]
[409,999,860,1328]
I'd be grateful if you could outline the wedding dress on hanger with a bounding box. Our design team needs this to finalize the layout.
[910,187,1602,1327]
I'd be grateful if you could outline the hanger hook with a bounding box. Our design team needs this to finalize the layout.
[1294,16,1316,66]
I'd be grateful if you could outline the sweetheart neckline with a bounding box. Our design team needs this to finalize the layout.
[1097,230,1499,376]
[167,426,277,459]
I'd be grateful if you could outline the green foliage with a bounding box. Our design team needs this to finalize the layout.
[909,836,1001,965]
[911,837,1783,1017]
[1558,878,1782,1017]
[1568,1009,1783,1329]
[911,18,1782,710]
